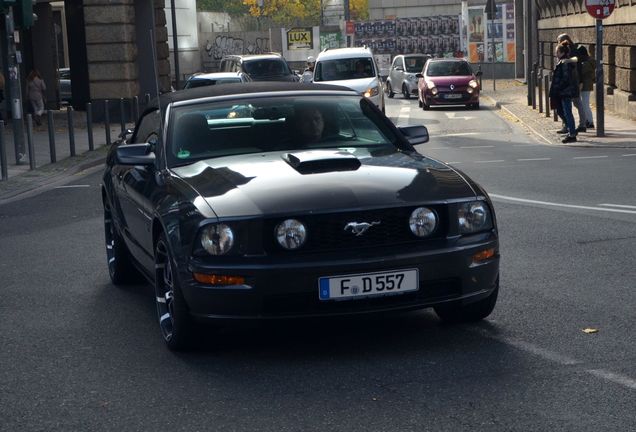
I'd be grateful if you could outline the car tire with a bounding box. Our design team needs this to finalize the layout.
[402,84,410,99]
[422,100,430,111]
[418,97,423,108]
[104,201,141,285]
[155,233,197,351]
[472,102,480,110]
[434,279,499,323]
[386,82,395,98]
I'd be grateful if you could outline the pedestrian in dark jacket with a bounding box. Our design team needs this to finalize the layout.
[556,34,586,132]
[577,46,596,131]
[550,43,579,143]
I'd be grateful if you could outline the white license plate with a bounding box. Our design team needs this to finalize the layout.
[444,93,463,99]
[319,269,419,301]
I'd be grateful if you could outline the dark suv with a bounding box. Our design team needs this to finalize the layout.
[219,53,299,82]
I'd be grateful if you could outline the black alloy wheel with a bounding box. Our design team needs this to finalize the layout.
[386,82,395,98]
[154,234,196,350]
[103,201,139,285]
[434,277,499,323]
[402,83,410,99]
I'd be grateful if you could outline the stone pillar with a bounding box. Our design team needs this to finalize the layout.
[84,0,138,101]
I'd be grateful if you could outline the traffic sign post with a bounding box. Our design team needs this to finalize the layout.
[585,0,615,137]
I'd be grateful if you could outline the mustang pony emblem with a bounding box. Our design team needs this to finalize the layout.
[344,221,381,236]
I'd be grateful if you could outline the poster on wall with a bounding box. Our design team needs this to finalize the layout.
[354,17,461,60]
[464,3,515,63]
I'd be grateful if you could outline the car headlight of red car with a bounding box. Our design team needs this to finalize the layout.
[425,80,438,95]
[467,79,479,94]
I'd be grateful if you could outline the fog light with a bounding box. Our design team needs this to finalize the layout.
[472,248,496,263]
[193,273,245,285]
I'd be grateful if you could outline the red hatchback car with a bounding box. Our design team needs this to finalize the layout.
[417,59,481,110]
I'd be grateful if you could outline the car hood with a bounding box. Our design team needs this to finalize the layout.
[315,77,377,94]
[426,76,474,86]
[172,151,477,219]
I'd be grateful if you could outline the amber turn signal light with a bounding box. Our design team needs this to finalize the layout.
[193,273,245,285]
[472,248,496,263]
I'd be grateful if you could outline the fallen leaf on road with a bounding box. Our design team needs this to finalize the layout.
[582,328,599,334]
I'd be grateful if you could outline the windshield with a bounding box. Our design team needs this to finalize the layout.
[314,58,375,81]
[426,61,473,77]
[404,56,429,73]
[243,59,291,77]
[167,95,398,167]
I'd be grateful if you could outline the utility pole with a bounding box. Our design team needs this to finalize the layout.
[4,6,25,164]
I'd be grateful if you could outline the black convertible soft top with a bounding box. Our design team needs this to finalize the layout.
[148,82,358,113]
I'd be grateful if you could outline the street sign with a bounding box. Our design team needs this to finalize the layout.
[286,27,313,50]
[345,21,354,35]
[585,0,615,19]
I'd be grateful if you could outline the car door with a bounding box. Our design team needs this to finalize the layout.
[116,109,162,269]
[389,56,402,87]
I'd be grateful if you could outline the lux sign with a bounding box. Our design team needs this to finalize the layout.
[287,28,313,50]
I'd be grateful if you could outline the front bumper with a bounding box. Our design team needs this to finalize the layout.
[180,235,499,319]
[425,90,479,106]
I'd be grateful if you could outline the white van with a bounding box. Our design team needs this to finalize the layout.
[313,47,385,113]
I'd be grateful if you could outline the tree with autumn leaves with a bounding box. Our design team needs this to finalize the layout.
[199,0,368,27]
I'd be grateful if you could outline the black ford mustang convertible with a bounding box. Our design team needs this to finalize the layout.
[102,82,500,350]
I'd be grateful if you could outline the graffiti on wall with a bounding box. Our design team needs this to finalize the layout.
[205,34,270,60]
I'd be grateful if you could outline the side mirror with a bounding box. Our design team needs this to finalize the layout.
[116,143,156,166]
[415,73,424,79]
[475,71,483,77]
[398,125,429,145]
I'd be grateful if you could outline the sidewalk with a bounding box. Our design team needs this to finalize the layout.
[0,112,131,204]
[480,79,636,148]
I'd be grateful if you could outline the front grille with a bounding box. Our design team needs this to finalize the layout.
[262,278,461,316]
[264,206,447,255]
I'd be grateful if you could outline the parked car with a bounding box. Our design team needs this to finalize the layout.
[183,71,251,89]
[102,82,500,350]
[313,47,386,113]
[386,54,431,99]
[58,68,72,104]
[219,53,299,82]
[417,58,481,110]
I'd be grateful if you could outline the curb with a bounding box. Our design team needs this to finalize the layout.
[0,146,108,205]
[483,94,636,149]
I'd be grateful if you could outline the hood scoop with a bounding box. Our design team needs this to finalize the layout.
[283,150,361,174]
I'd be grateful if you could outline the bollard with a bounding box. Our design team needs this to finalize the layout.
[119,98,126,134]
[105,100,111,145]
[531,65,537,110]
[0,121,7,181]
[144,93,151,110]
[478,64,482,90]
[86,102,94,151]
[47,110,57,163]
[26,114,36,170]
[133,96,140,122]
[544,75,551,118]
[68,107,76,157]
[538,69,543,114]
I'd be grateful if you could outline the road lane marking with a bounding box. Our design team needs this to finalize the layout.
[471,328,636,390]
[474,160,505,163]
[622,154,636,157]
[54,185,91,189]
[587,370,636,390]
[441,132,481,137]
[445,162,462,164]
[428,147,447,150]
[573,155,608,160]
[599,203,636,210]
[490,194,636,215]
[513,144,541,147]
[397,107,410,125]
[517,158,551,161]
[459,145,495,149]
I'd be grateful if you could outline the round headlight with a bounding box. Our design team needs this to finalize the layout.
[276,219,307,250]
[409,207,437,237]
[201,224,234,255]
[458,201,491,234]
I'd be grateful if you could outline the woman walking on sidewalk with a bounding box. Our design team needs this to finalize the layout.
[550,43,579,143]
[26,69,46,126]
[577,46,596,131]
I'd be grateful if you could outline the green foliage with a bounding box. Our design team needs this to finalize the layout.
[197,0,248,15]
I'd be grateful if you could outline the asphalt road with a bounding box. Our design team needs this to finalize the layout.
[1,97,634,431]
